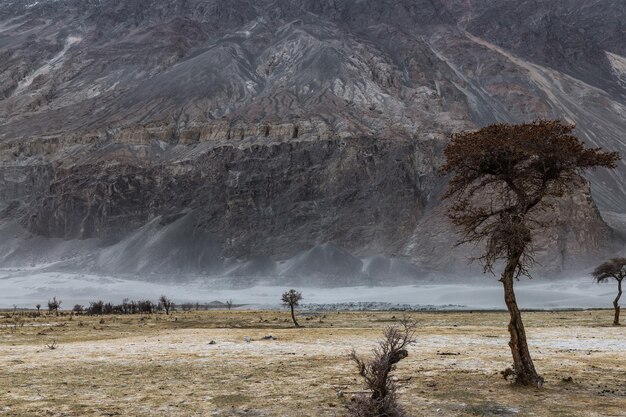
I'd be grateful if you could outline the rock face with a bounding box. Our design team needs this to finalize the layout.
[0,0,624,282]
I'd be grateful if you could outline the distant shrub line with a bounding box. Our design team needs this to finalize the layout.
[66,297,236,315]
[73,299,159,315]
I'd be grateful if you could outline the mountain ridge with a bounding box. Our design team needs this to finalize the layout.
[0,0,624,282]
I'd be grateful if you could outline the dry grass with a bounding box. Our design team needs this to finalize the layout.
[1,310,625,416]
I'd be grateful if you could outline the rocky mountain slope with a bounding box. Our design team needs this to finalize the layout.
[0,0,624,284]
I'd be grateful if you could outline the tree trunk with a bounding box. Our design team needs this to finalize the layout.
[614,279,622,326]
[290,305,300,327]
[500,253,544,387]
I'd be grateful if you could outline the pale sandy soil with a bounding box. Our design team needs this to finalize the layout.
[1,311,625,416]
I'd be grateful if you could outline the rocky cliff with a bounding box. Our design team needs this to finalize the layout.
[0,0,624,283]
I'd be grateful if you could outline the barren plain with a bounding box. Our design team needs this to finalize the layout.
[1,310,625,416]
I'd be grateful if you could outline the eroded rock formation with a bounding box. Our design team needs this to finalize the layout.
[1,0,624,282]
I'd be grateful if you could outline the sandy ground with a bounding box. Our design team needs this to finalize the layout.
[1,310,625,416]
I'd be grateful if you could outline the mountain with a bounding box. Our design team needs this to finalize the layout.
[0,0,624,284]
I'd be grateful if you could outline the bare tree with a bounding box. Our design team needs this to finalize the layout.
[226,299,233,310]
[48,297,61,315]
[102,302,114,315]
[281,289,303,328]
[122,298,136,314]
[87,300,104,315]
[592,258,626,325]
[347,319,416,417]
[159,295,173,315]
[137,300,155,314]
[180,302,194,312]
[441,120,619,387]
[35,304,41,315]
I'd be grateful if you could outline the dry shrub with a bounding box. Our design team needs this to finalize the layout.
[347,318,416,417]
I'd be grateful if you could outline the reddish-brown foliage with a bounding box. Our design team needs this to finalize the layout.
[441,119,619,387]
[441,120,619,276]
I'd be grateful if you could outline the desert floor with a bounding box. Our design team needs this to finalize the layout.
[1,309,625,416]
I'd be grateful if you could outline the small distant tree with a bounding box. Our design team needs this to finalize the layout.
[72,304,84,314]
[122,298,137,314]
[180,302,194,312]
[102,302,114,315]
[137,300,154,314]
[592,258,626,325]
[281,289,302,328]
[35,304,41,315]
[441,120,619,387]
[48,297,61,315]
[88,300,104,315]
[347,318,416,417]
[226,299,233,310]
[159,295,173,315]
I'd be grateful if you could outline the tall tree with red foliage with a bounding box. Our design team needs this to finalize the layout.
[441,120,619,387]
